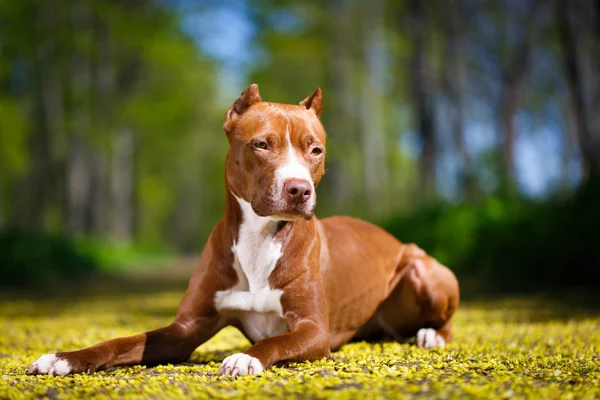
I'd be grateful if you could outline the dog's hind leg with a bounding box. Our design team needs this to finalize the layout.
[355,244,459,348]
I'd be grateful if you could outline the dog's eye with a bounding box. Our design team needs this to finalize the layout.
[254,141,268,150]
[311,147,323,156]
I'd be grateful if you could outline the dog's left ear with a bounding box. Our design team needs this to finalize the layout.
[300,87,322,118]
[223,83,262,133]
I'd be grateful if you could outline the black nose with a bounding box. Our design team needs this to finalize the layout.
[284,179,312,204]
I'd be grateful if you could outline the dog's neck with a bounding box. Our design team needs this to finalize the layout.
[224,189,292,244]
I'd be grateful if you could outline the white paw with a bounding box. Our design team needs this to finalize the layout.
[218,353,264,378]
[28,354,72,375]
[416,328,446,349]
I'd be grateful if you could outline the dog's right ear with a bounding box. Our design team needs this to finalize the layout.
[223,83,262,134]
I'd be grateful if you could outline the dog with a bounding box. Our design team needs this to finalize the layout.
[28,84,459,377]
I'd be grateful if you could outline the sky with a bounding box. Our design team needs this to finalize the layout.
[178,0,257,100]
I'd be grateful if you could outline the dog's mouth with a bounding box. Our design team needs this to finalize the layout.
[276,210,313,221]
[251,199,315,221]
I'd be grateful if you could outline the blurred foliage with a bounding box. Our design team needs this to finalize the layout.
[6,177,598,289]
[75,238,171,272]
[0,0,599,291]
[0,229,97,286]
[0,0,226,247]
[0,98,28,178]
[382,178,600,291]
[0,230,172,287]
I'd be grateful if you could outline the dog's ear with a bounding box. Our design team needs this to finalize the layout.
[299,87,322,118]
[223,84,262,133]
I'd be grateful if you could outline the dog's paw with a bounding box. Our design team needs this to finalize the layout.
[416,328,446,349]
[28,354,73,375]
[218,353,264,378]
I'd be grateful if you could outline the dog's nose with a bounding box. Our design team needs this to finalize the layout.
[284,179,312,204]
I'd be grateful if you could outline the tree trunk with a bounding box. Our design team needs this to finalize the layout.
[499,0,540,194]
[360,0,388,216]
[23,5,63,231]
[66,139,91,234]
[325,0,358,214]
[66,0,93,235]
[109,129,135,240]
[556,0,599,178]
[409,0,437,200]
[499,83,520,192]
[0,172,4,228]
[87,10,115,237]
[590,0,600,173]
[26,64,51,231]
[443,0,477,201]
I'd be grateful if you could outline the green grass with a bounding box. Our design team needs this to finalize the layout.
[1,291,599,399]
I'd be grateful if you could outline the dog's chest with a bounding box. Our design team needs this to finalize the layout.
[214,199,290,343]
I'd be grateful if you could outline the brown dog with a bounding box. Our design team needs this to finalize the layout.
[28,84,459,377]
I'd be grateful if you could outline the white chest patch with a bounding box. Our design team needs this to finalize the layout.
[214,196,289,343]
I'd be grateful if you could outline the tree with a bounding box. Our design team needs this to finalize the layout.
[408,0,437,200]
[556,0,600,178]
[498,0,541,193]
[442,0,478,201]
[359,0,389,216]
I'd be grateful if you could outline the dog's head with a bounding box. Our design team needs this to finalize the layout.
[223,84,326,221]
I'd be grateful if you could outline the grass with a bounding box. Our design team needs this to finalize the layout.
[1,288,599,399]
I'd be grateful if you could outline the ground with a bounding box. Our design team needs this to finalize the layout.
[1,279,599,399]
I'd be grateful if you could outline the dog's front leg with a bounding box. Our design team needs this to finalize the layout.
[29,232,234,375]
[219,321,330,378]
[219,274,331,377]
[28,317,220,375]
